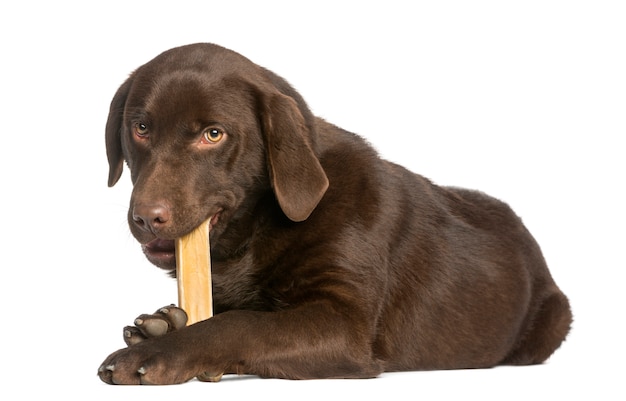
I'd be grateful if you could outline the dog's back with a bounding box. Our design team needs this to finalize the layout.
[315,121,571,370]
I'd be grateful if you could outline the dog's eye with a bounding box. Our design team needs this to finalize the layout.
[202,128,225,144]
[134,123,149,138]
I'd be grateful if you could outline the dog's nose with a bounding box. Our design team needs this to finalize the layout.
[132,203,171,234]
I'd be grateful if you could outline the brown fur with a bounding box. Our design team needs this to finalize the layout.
[99,43,571,385]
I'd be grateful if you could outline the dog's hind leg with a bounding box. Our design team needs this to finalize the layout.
[503,289,572,365]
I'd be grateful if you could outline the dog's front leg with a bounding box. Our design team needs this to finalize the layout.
[98,304,382,384]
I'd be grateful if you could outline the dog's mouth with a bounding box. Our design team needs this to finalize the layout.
[142,238,176,269]
[141,212,221,271]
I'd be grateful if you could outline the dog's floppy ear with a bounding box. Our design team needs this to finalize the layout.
[105,77,133,187]
[261,93,329,222]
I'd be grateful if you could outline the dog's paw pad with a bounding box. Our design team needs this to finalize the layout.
[134,316,169,337]
[158,305,187,329]
[123,326,146,346]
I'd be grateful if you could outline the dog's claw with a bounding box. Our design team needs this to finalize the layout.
[124,325,147,346]
[99,364,115,373]
[197,371,224,382]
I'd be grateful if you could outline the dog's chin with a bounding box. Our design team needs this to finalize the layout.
[142,239,177,271]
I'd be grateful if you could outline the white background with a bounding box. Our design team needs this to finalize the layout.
[1,1,624,399]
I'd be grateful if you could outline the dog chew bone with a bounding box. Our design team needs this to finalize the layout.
[175,219,213,325]
[175,219,224,382]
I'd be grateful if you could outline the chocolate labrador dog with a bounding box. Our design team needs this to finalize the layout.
[99,43,571,385]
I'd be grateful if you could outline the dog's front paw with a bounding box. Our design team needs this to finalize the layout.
[98,339,196,385]
[123,305,187,346]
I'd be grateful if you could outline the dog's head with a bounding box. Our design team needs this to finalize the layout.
[106,43,328,270]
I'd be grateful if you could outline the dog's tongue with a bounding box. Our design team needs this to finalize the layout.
[209,212,220,229]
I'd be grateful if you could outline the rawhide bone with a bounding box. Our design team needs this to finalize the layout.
[175,218,213,325]
[175,218,223,382]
